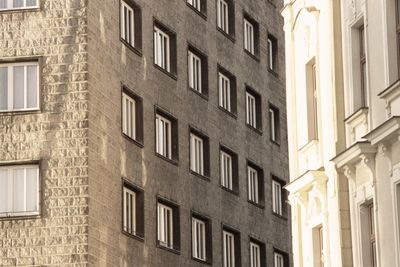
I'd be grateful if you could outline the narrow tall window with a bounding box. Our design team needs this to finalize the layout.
[268,35,277,72]
[0,62,39,112]
[120,1,134,46]
[122,92,136,140]
[156,114,172,159]
[192,217,206,261]
[272,179,282,215]
[250,242,260,267]
[0,165,39,217]
[244,18,254,54]
[220,151,233,190]
[319,226,324,267]
[396,0,400,77]
[157,203,173,248]
[246,92,257,128]
[359,25,367,107]
[223,230,235,267]
[217,0,229,34]
[190,133,204,175]
[187,0,201,11]
[306,60,318,141]
[269,105,280,143]
[248,166,259,203]
[397,184,400,249]
[274,252,285,267]
[123,187,136,235]
[313,225,324,267]
[188,51,202,93]
[219,72,231,111]
[0,0,38,10]
[154,26,170,71]
[368,204,377,267]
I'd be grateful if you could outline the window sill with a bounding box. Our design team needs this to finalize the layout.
[0,109,41,116]
[0,213,40,221]
[188,87,209,101]
[191,256,212,265]
[122,230,145,242]
[120,38,142,57]
[156,243,181,255]
[246,124,263,135]
[186,3,207,20]
[122,133,144,148]
[272,211,288,221]
[244,49,260,62]
[190,170,210,182]
[0,7,40,13]
[248,200,265,209]
[271,139,280,147]
[218,106,237,119]
[217,27,235,43]
[155,153,179,166]
[267,68,279,79]
[220,185,239,196]
[154,64,177,80]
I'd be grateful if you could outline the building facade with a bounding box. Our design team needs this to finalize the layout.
[332,0,400,267]
[0,0,291,266]
[281,0,353,267]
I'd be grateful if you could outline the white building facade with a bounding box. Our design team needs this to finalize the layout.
[281,1,353,267]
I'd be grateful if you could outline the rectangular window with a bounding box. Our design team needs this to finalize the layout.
[244,18,254,54]
[274,252,285,267]
[192,217,206,261]
[248,166,259,203]
[0,62,39,112]
[272,179,282,215]
[122,92,136,140]
[223,230,235,267]
[396,0,400,77]
[368,203,377,267]
[187,0,201,11]
[306,60,318,141]
[188,51,202,93]
[217,0,229,33]
[154,26,170,71]
[219,72,231,111]
[359,25,367,108]
[269,105,280,143]
[268,35,277,72]
[190,133,204,175]
[397,184,400,250]
[123,186,136,235]
[157,203,173,248]
[0,164,39,217]
[156,114,172,159]
[250,242,260,267]
[246,92,257,128]
[0,0,38,10]
[220,151,233,190]
[120,1,134,46]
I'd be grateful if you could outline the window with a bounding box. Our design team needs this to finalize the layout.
[247,163,264,205]
[268,35,278,72]
[269,105,280,143]
[0,0,39,10]
[187,0,201,11]
[155,109,178,161]
[218,66,237,114]
[250,239,266,267]
[274,252,285,267]
[190,129,209,177]
[0,164,39,218]
[120,0,142,51]
[306,59,318,141]
[313,225,324,267]
[157,199,180,250]
[220,146,238,193]
[122,88,143,144]
[359,25,367,108]
[217,0,235,38]
[368,203,377,267]
[122,182,144,238]
[272,178,286,216]
[396,0,400,77]
[0,61,39,112]
[192,213,212,263]
[243,15,259,57]
[222,228,241,267]
[154,21,177,75]
[246,88,261,130]
[187,0,206,15]
[397,184,400,250]
[188,46,208,96]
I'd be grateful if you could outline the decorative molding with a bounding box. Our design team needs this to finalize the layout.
[377,143,393,177]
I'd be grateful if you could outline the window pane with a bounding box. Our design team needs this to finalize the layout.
[0,67,7,110]
[27,65,38,109]
[0,170,9,214]
[13,168,25,212]
[26,0,37,7]
[0,0,7,9]
[13,66,25,109]
[13,0,23,8]
[26,167,38,212]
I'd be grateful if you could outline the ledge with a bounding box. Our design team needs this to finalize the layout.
[331,141,376,169]
[284,170,327,194]
[363,116,400,146]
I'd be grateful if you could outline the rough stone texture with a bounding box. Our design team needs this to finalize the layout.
[0,0,290,266]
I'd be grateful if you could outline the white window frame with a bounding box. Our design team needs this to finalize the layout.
[0,164,40,217]
[274,252,284,267]
[250,242,261,267]
[272,180,282,215]
[157,203,173,248]
[268,38,274,70]
[0,61,39,112]
[219,72,231,112]
[244,18,255,54]
[217,0,229,34]
[190,133,204,175]
[192,217,206,261]
[246,92,257,128]
[155,114,172,159]
[0,0,39,10]
[154,26,170,71]
[221,150,233,190]
[269,107,278,142]
[120,0,135,46]
[187,0,201,12]
[122,92,136,140]
[223,230,235,267]
[123,187,136,235]
[188,51,202,93]
[248,166,259,203]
